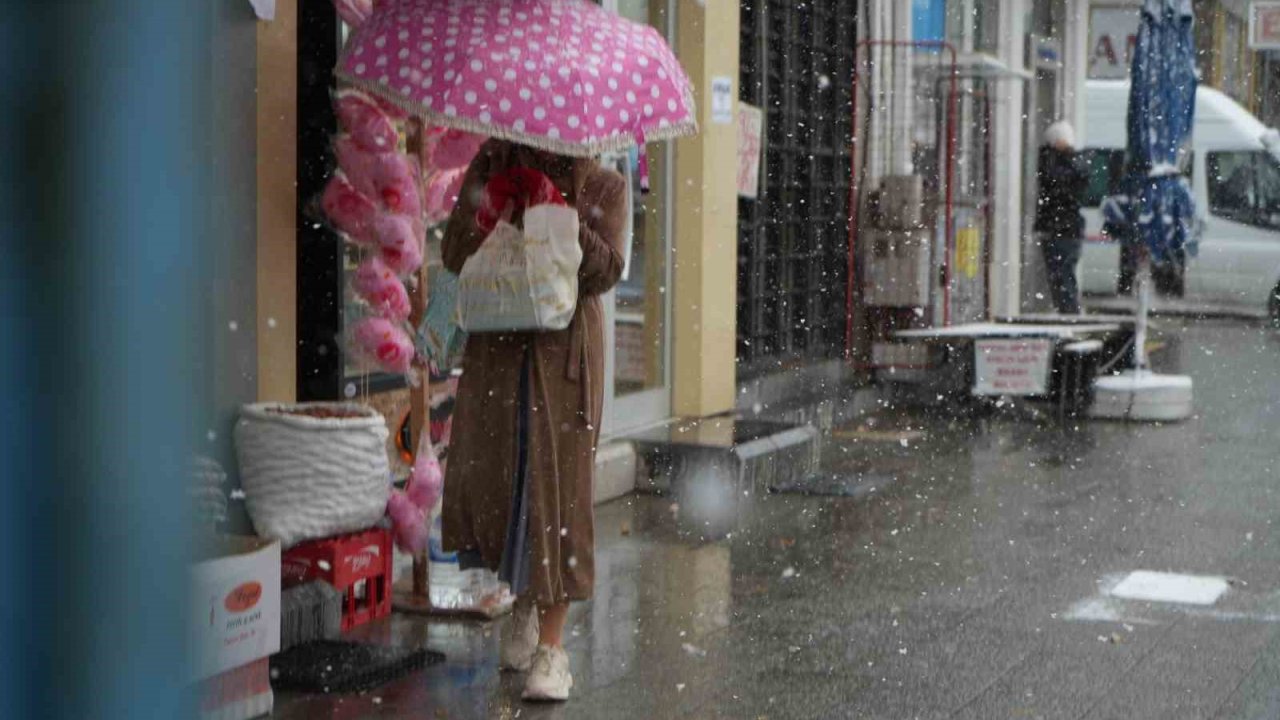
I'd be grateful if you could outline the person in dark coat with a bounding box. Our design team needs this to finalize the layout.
[1101,161,1141,295]
[1101,161,1187,297]
[1034,121,1089,314]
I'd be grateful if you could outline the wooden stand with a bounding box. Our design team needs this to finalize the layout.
[389,120,511,621]
[393,118,435,616]
[391,551,435,614]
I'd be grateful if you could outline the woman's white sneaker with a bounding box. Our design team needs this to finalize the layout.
[500,602,539,672]
[522,645,573,702]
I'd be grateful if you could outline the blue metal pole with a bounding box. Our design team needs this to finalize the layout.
[1,1,207,717]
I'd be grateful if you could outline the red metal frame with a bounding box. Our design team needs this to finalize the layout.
[940,81,997,323]
[981,91,994,319]
[846,40,958,365]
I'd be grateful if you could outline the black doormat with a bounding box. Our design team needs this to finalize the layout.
[270,640,444,694]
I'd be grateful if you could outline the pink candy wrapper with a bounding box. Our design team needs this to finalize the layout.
[351,316,415,375]
[353,256,413,321]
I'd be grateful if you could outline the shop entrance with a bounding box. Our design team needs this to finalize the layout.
[598,0,675,436]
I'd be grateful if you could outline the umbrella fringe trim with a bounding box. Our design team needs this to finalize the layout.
[336,72,699,158]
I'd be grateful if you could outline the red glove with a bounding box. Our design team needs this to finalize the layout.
[475,167,566,234]
[507,167,567,208]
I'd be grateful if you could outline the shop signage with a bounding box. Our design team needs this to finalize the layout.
[737,102,763,199]
[1088,6,1140,79]
[1250,2,1280,48]
[711,76,734,125]
[912,0,946,43]
[972,338,1053,396]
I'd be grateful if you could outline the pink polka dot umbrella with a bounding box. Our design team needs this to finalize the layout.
[336,0,698,187]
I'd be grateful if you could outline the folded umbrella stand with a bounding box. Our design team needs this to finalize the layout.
[1091,258,1193,421]
[1091,0,1195,422]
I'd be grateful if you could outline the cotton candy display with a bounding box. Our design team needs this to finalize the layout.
[417,127,483,224]
[422,127,486,172]
[385,421,444,554]
[325,8,457,555]
[372,213,424,277]
[333,137,423,218]
[321,171,378,244]
[353,256,412,321]
[351,317,415,375]
[386,490,428,553]
[319,86,429,378]
[332,135,381,198]
[407,445,443,512]
[335,89,399,152]
[372,152,423,217]
[423,167,466,225]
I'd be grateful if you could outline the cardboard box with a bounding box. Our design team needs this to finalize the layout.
[190,535,281,682]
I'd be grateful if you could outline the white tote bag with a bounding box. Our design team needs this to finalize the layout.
[457,203,583,332]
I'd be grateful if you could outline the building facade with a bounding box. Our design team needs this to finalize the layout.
[230,0,1094,503]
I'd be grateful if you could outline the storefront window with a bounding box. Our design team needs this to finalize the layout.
[1079,149,1125,208]
[947,0,1002,54]
[1220,14,1247,100]
[606,0,671,398]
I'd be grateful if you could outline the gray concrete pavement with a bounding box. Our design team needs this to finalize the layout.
[275,317,1280,719]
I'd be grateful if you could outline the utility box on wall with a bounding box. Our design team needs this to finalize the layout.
[861,228,931,308]
[877,175,924,229]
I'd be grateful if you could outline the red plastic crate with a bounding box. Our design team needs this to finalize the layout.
[281,527,392,631]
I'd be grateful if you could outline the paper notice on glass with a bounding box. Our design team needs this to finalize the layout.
[737,103,763,199]
[972,339,1052,396]
[710,76,734,125]
[1252,2,1280,49]
[248,0,276,20]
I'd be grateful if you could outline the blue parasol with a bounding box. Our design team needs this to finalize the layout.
[1126,0,1197,263]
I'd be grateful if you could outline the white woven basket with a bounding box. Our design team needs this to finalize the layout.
[234,402,390,548]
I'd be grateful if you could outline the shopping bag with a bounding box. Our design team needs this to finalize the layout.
[456,203,582,332]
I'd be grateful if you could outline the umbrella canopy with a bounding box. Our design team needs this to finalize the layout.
[335,0,697,159]
[1126,0,1197,263]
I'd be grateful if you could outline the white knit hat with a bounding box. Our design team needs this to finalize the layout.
[1044,121,1077,150]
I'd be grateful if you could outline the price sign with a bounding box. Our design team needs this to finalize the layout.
[973,339,1053,396]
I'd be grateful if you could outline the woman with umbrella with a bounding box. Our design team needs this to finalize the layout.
[336,0,698,702]
[442,142,625,701]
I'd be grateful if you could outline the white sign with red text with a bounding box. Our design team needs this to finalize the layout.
[1089,6,1140,80]
[190,536,281,681]
[1251,2,1280,48]
[737,102,763,199]
[973,339,1053,396]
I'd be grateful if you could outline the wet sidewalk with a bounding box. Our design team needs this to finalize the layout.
[275,318,1280,720]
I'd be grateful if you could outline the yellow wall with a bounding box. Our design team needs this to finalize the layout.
[672,0,739,417]
[255,0,298,402]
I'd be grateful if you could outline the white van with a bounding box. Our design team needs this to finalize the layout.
[1078,79,1280,323]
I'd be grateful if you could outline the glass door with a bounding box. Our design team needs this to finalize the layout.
[599,0,674,436]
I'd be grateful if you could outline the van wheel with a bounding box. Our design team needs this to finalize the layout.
[1271,282,1280,329]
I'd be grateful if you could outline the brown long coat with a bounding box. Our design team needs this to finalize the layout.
[440,140,626,605]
